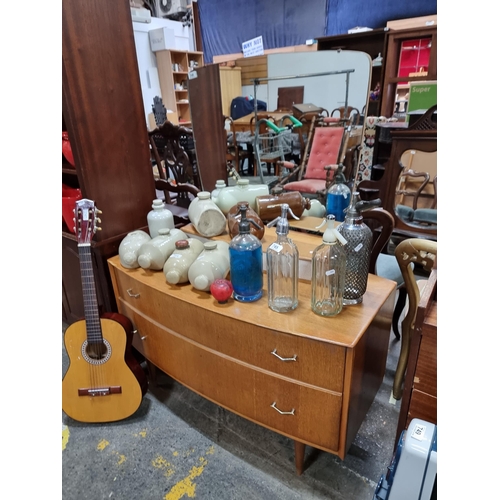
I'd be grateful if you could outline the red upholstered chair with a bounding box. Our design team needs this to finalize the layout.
[276,123,347,199]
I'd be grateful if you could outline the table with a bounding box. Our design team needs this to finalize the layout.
[108,230,396,475]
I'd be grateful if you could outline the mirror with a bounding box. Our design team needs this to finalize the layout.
[266,50,371,114]
[228,50,372,182]
[394,149,437,229]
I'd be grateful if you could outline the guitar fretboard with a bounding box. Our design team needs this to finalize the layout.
[78,244,102,343]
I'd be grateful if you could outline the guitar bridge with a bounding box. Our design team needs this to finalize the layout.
[78,386,122,397]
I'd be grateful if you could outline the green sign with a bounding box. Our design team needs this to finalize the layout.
[406,81,437,122]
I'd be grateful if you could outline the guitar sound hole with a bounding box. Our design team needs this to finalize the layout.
[81,339,112,365]
[86,342,108,360]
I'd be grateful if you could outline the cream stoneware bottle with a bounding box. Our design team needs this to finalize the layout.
[213,178,269,215]
[188,240,230,291]
[147,199,174,238]
[188,191,227,237]
[163,238,205,285]
[118,230,151,269]
[137,228,187,271]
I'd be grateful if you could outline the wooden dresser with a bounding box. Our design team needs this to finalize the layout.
[395,268,437,447]
[108,233,396,474]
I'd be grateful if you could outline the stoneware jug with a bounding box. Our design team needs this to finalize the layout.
[302,199,326,218]
[118,230,152,269]
[163,237,205,285]
[211,180,227,206]
[227,201,265,240]
[137,228,187,271]
[188,191,227,237]
[147,199,174,238]
[255,191,311,222]
[188,240,230,292]
[213,178,269,214]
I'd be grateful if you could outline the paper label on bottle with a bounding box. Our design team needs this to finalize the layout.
[354,243,363,252]
[325,269,336,276]
[269,243,282,253]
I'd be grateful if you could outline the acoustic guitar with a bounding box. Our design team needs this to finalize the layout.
[62,199,148,423]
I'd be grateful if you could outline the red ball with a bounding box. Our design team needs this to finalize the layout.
[210,279,233,304]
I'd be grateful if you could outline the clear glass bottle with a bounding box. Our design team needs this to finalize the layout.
[311,215,347,317]
[337,192,380,305]
[326,166,351,223]
[229,203,263,302]
[266,203,299,313]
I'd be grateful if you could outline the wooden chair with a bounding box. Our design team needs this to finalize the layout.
[295,109,330,160]
[224,115,252,176]
[275,117,350,203]
[152,96,167,126]
[392,238,437,400]
[148,121,201,227]
[330,106,361,126]
[362,207,405,341]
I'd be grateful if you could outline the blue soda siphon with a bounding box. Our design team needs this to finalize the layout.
[229,203,264,302]
[326,165,351,222]
[266,203,299,313]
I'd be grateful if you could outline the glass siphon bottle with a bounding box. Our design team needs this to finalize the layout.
[311,214,347,317]
[266,203,299,313]
[326,165,351,222]
[337,192,381,305]
[229,204,264,302]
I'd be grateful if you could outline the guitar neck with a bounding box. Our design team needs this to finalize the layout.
[78,243,102,343]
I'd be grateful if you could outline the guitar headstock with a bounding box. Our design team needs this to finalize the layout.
[75,199,102,245]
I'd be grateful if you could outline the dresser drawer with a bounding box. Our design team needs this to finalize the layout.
[113,268,345,392]
[124,310,342,452]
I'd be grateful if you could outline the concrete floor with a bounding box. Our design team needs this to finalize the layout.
[62,317,402,500]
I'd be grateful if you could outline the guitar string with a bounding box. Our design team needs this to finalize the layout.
[81,244,104,393]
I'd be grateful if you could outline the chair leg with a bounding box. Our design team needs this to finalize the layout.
[294,441,305,475]
[392,287,407,341]
[392,312,412,400]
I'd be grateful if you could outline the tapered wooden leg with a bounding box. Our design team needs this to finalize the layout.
[294,441,305,475]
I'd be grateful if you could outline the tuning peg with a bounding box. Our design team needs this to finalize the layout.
[96,226,102,231]
[95,208,102,215]
[96,217,102,224]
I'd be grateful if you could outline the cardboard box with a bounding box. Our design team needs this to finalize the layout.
[149,27,176,52]
[406,81,437,123]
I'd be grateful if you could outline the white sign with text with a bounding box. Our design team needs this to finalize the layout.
[242,36,264,58]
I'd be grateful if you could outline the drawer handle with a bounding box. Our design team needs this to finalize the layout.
[271,349,297,362]
[132,328,146,340]
[127,288,140,298]
[271,402,295,415]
